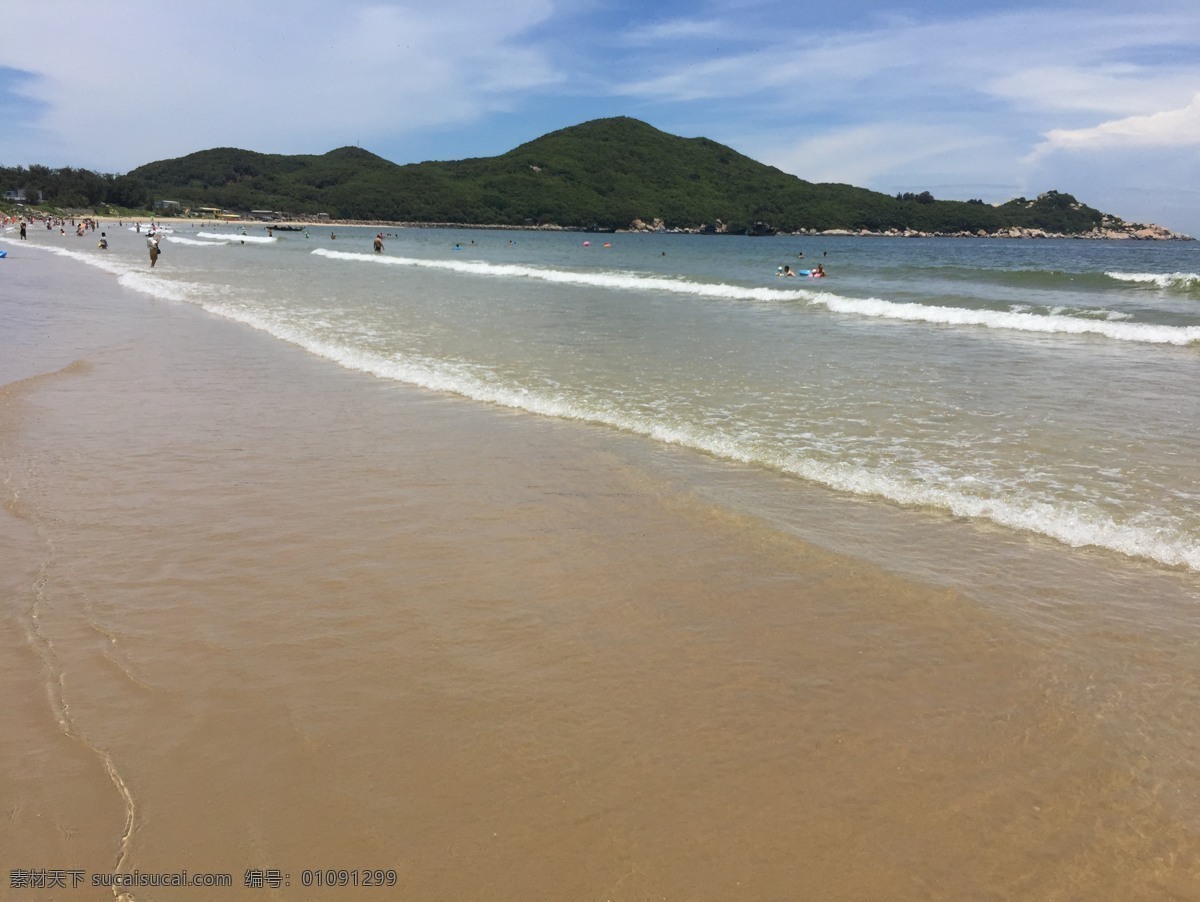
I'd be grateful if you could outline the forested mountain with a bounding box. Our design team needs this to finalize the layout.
[0,117,1173,235]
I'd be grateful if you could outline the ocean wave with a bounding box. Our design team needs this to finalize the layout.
[809,293,1200,345]
[312,248,1200,346]
[196,231,277,244]
[116,272,197,302]
[15,235,1197,570]
[1106,271,1200,291]
[2,238,206,304]
[164,236,227,247]
[911,265,1118,291]
[311,248,806,302]
[190,293,1200,573]
[770,454,1200,572]
[2,240,135,277]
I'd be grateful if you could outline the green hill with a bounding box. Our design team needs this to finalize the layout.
[2,117,1175,235]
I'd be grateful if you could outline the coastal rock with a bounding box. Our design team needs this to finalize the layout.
[800,222,1193,240]
[1079,222,1189,240]
[1134,225,1175,240]
[629,217,667,232]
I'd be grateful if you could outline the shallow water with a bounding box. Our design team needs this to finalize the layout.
[12,224,1200,570]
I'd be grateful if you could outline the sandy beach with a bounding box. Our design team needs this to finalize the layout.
[3,234,1199,900]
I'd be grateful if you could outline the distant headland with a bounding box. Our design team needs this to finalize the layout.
[2,117,1191,239]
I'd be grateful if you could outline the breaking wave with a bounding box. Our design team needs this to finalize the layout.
[314,248,1200,346]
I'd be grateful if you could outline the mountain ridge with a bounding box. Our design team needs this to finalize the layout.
[4,118,1189,238]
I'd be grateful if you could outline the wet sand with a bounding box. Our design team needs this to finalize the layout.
[3,247,1199,899]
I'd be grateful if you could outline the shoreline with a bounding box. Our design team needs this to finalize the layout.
[8,209,1192,240]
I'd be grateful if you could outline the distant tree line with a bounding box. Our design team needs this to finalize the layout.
[1,164,151,210]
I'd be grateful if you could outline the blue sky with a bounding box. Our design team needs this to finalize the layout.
[3,1,1199,234]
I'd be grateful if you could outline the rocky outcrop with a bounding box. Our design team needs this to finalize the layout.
[798,223,1193,240]
[1082,223,1182,240]
[629,217,668,232]
[622,217,1192,240]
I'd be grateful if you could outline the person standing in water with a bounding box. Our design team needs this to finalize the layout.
[373,233,384,253]
[147,231,161,267]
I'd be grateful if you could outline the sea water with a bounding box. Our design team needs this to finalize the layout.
[12,223,1197,572]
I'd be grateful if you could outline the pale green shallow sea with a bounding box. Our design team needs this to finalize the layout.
[12,221,1198,570]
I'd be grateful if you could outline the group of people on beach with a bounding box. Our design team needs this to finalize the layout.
[4,213,107,245]
[4,215,832,279]
[7,213,98,235]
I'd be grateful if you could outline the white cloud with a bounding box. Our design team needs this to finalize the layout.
[0,1,562,168]
[989,66,1200,117]
[1029,92,1200,158]
[755,122,1005,191]
[613,26,926,106]
[612,4,1200,120]
[619,17,728,46]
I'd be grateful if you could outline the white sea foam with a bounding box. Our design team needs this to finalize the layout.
[117,272,196,303]
[808,292,1200,345]
[3,240,132,277]
[770,454,1200,572]
[196,231,278,244]
[311,248,803,303]
[1106,271,1200,290]
[4,238,202,304]
[164,235,227,246]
